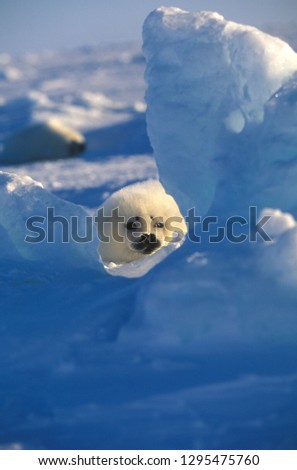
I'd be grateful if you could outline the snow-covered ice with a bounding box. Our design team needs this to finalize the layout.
[0,11,297,451]
[0,171,99,270]
[143,7,297,216]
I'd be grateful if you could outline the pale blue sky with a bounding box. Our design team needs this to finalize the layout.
[0,0,296,55]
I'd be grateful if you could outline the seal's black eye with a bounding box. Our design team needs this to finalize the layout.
[154,221,164,228]
[127,217,141,230]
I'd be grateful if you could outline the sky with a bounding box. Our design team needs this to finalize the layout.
[0,0,296,55]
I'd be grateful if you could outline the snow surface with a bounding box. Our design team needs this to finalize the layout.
[0,14,297,450]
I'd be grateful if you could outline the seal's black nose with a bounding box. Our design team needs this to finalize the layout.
[133,233,161,254]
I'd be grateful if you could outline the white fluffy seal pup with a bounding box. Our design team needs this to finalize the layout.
[96,179,187,265]
[0,118,86,164]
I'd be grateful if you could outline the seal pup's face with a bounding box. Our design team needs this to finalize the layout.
[125,216,162,254]
[97,180,187,265]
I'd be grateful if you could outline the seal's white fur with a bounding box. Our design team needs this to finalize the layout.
[97,180,187,264]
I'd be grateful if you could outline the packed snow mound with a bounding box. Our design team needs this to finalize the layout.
[143,8,297,215]
[257,208,297,286]
[0,171,99,271]
[259,207,296,239]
